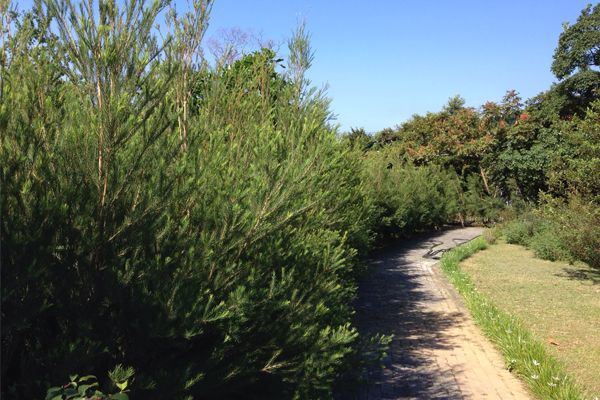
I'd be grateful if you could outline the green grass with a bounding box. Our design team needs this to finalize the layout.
[440,236,598,400]
[459,238,600,398]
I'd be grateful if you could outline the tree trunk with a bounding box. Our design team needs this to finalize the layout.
[479,163,492,197]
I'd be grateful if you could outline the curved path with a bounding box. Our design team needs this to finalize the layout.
[342,227,530,400]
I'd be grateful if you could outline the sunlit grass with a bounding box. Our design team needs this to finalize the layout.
[440,236,596,400]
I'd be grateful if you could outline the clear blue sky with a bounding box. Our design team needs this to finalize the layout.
[12,0,593,133]
[203,0,591,133]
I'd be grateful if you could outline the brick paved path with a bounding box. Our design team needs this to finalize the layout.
[340,227,530,400]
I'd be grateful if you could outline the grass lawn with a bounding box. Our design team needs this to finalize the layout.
[460,239,600,396]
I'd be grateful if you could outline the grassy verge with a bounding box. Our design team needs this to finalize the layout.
[460,239,600,398]
[440,237,595,400]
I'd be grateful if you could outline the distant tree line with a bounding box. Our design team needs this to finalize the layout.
[348,3,600,266]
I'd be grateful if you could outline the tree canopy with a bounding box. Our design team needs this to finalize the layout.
[546,3,600,118]
[552,3,600,80]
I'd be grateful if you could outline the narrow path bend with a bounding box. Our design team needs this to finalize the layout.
[344,227,530,400]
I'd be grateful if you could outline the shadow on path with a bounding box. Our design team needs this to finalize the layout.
[337,227,486,399]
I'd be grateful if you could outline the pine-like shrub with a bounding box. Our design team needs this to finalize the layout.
[1,2,378,399]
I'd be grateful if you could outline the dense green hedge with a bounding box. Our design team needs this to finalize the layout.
[359,152,458,243]
[1,2,380,398]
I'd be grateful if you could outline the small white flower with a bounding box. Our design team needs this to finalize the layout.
[531,375,539,380]
[511,359,517,363]
[533,360,540,366]
[506,329,512,333]
[547,382,557,387]
[552,376,560,381]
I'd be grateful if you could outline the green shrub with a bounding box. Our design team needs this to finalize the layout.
[0,4,380,399]
[360,153,458,243]
[502,212,576,263]
[482,227,502,244]
[528,224,574,262]
[503,219,535,245]
[539,194,600,269]
[460,174,506,225]
[44,368,133,400]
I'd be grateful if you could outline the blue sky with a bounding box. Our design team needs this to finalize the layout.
[12,0,593,133]
[203,1,591,133]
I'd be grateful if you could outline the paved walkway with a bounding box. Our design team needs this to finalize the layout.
[340,227,530,400]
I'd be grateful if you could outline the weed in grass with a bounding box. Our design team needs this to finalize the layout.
[483,227,502,244]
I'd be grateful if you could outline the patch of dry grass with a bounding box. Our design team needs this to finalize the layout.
[460,239,600,396]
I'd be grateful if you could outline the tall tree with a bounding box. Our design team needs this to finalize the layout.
[547,3,600,118]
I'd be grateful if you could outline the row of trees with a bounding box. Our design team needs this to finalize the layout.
[351,3,600,267]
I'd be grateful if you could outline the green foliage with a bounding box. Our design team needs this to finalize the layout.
[371,93,529,223]
[528,225,574,263]
[482,227,501,245]
[552,3,600,80]
[360,149,458,243]
[4,1,600,398]
[1,2,380,399]
[503,218,536,246]
[442,94,466,115]
[459,174,505,224]
[491,111,555,202]
[44,369,132,400]
[341,127,374,152]
[501,211,543,247]
[538,98,600,269]
[502,212,575,263]
[543,3,600,120]
[539,195,600,269]
[548,99,600,200]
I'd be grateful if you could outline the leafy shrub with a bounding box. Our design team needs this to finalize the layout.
[541,98,600,269]
[503,219,535,245]
[528,223,574,262]
[540,194,600,269]
[360,153,458,243]
[44,368,133,400]
[503,209,578,264]
[460,174,506,225]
